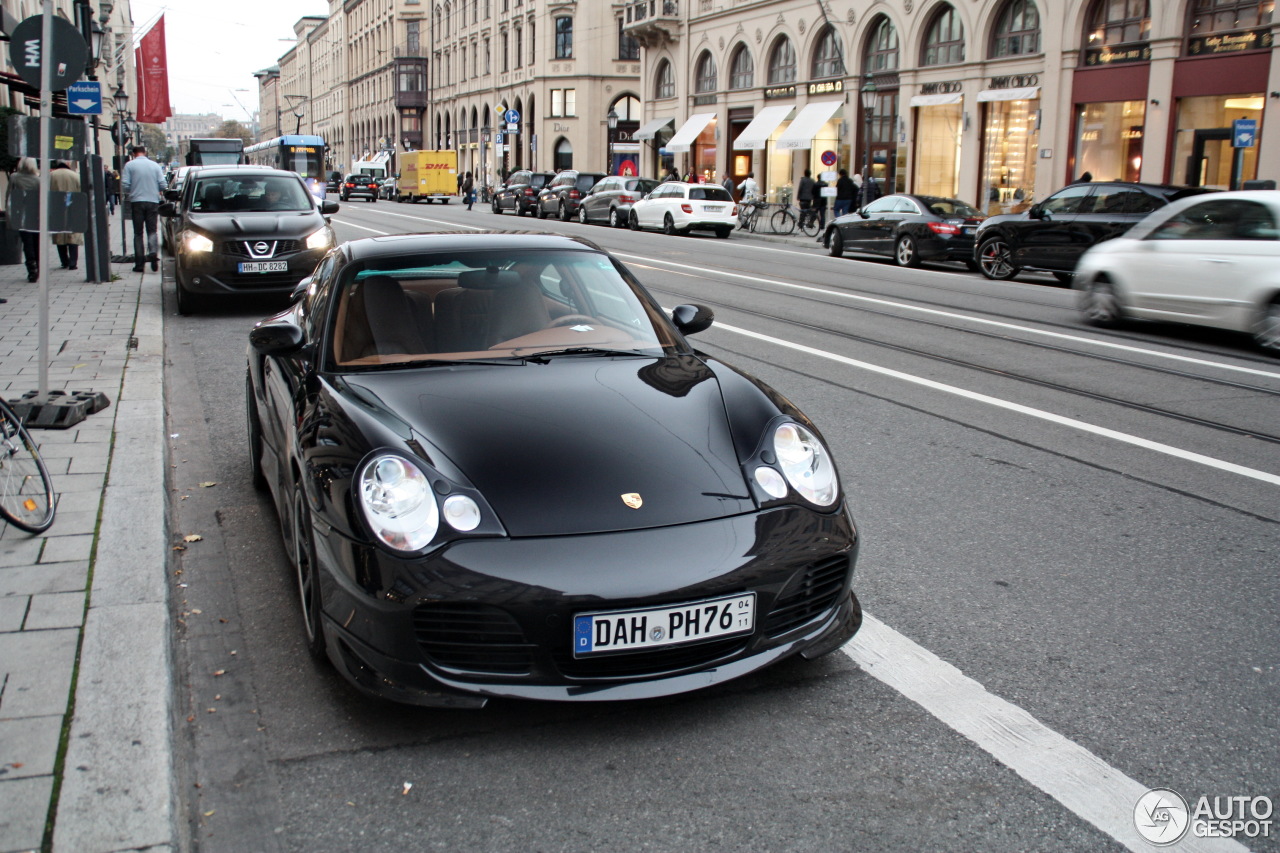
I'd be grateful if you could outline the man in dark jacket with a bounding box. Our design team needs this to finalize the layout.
[833,169,856,218]
[796,169,816,213]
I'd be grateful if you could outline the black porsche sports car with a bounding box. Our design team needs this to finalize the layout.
[246,232,861,707]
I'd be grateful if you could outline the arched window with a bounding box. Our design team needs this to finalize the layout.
[991,0,1041,57]
[863,16,899,73]
[554,138,573,171]
[695,50,717,93]
[611,94,641,120]
[1187,0,1272,38]
[655,59,675,99]
[1085,0,1150,50]
[767,36,797,84]
[923,5,965,66]
[811,26,845,79]
[729,44,754,89]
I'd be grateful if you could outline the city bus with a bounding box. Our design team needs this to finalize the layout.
[185,137,245,166]
[244,134,328,199]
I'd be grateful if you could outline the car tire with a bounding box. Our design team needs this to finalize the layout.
[535,203,547,219]
[1253,299,1280,354]
[715,227,731,239]
[492,199,501,214]
[175,278,201,315]
[895,235,921,268]
[559,201,570,222]
[663,214,680,236]
[371,196,377,203]
[629,211,640,231]
[608,208,621,228]
[245,374,267,492]
[1080,277,1125,328]
[828,229,844,258]
[516,204,526,217]
[290,479,327,662]
[978,237,1021,281]
[578,205,589,225]
[1052,271,1075,285]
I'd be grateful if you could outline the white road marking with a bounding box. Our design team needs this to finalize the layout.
[712,318,1280,486]
[332,221,390,235]
[623,254,1280,380]
[846,615,1248,852]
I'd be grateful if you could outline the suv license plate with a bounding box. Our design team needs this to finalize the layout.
[572,592,755,657]
[238,261,288,274]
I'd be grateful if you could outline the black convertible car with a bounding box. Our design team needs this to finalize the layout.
[246,232,862,707]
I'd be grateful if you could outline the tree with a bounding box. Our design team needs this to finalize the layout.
[138,123,172,164]
[214,120,252,145]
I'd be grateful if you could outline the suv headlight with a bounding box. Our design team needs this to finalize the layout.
[305,228,333,251]
[751,422,839,508]
[182,230,213,253]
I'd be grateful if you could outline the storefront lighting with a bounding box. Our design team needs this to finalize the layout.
[1224,97,1264,110]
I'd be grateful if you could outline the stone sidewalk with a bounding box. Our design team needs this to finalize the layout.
[0,231,172,853]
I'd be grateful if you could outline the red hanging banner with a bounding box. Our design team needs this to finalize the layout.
[135,15,172,125]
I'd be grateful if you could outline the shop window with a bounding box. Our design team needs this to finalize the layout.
[981,98,1038,215]
[768,36,797,85]
[914,103,962,198]
[656,60,675,99]
[730,45,754,90]
[1187,0,1273,39]
[990,0,1041,58]
[812,26,845,79]
[923,5,965,66]
[863,15,899,73]
[695,51,717,93]
[1084,0,1150,51]
[1075,101,1145,182]
[1172,94,1263,188]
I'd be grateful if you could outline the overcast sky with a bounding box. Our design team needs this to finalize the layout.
[129,0,327,121]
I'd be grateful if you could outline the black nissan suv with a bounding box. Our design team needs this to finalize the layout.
[973,181,1213,283]
[161,166,339,314]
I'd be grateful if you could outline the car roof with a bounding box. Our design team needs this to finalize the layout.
[339,231,606,262]
[188,166,294,180]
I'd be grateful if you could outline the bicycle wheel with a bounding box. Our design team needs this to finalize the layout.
[770,209,796,235]
[799,213,820,238]
[0,402,55,533]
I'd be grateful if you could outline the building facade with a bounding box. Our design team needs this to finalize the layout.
[624,0,1278,210]
[161,113,223,159]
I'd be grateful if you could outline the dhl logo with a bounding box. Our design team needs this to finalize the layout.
[420,163,452,169]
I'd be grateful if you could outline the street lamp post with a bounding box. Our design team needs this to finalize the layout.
[860,76,877,208]
[606,108,619,175]
[113,86,130,258]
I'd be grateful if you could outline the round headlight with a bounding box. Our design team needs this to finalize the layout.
[442,494,482,532]
[358,455,439,551]
[772,423,838,507]
[753,465,788,499]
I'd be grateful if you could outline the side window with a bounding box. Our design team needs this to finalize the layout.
[1236,201,1280,240]
[1125,191,1163,215]
[1039,184,1093,216]
[307,254,338,342]
[864,197,899,214]
[1152,200,1280,241]
[893,197,920,214]
[1090,186,1144,216]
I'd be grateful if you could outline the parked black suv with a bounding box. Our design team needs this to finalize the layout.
[160,166,339,314]
[535,170,608,221]
[340,173,380,202]
[491,170,554,216]
[578,176,660,227]
[974,181,1212,282]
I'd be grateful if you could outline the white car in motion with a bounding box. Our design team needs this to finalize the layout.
[629,181,737,238]
[1074,190,1280,353]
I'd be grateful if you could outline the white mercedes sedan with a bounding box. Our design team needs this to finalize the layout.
[629,181,737,239]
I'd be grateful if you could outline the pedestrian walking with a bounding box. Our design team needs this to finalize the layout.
[740,172,760,201]
[812,175,829,239]
[797,169,816,219]
[834,169,856,218]
[6,157,40,282]
[105,167,120,214]
[50,161,83,270]
[462,171,475,210]
[721,174,737,200]
[121,144,166,272]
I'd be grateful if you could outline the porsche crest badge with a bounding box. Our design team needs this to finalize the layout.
[621,493,643,509]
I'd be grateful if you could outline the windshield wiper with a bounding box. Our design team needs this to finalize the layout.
[350,356,527,370]
[522,347,654,362]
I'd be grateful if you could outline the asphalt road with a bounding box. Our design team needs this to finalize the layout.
[162,196,1279,853]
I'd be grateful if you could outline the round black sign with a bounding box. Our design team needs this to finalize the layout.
[8,15,88,92]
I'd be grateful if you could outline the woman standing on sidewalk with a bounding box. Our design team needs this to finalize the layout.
[51,161,83,271]
[6,158,40,282]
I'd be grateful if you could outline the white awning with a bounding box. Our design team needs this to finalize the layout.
[976,87,1040,102]
[774,100,843,151]
[909,93,963,107]
[633,116,675,141]
[731,104,794,150]
[666,113,717,153]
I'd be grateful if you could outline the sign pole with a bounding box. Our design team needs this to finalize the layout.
[37,0,52,398]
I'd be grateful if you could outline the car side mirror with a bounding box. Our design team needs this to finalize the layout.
[1028,206,1046,220]
[858,208,869,219]
[289,276,314,302]
[159,202,177,217]
[672,303,714,336]
[249,319,306,355]
[164,189,181,201]
[321,200,339,214]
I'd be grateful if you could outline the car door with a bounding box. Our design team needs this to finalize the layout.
[639,185,669,229]
[1075,185,1157,254]
[1130,198,1280,328]
[844,196,900,251]
[1009,184,1095,269]
[583,178,613,221]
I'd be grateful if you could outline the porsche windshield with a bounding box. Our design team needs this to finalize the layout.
[330,249,678,368]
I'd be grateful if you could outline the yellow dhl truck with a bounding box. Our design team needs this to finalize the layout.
[396,150,458,203]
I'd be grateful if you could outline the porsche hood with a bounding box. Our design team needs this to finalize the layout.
[343,356,760,537]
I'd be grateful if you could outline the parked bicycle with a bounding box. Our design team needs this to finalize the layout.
[0,397,56,534]
[770,204,822,238]
[738,197,767,232]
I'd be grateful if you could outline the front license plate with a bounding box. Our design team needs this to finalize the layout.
[238,261,288,273]
[573,592,755,657]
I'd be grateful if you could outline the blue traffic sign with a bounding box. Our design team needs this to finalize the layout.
[1232,118,1257,149]
[504,108,520,124]
[66,81,102,115]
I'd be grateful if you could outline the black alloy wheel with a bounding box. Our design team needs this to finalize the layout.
[175,278,201,315]
[978,237,1021,281]
[535,201,547,219]
[492,198,502,214]
[895,235,921,268]
[715,227,731,239]
[629,211,640,231]
[663,214,679,236]
[290,480,327,661]
[559,201,571,222]
[828,229,844,258]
